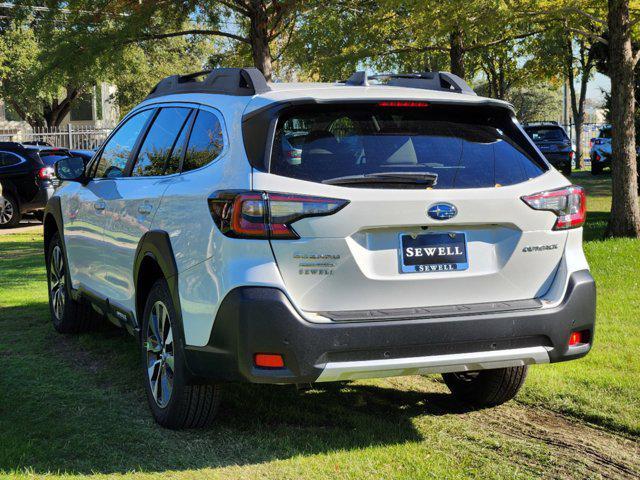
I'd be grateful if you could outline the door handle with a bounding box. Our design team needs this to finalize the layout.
[93,200,106,211]
[138,203,153,215]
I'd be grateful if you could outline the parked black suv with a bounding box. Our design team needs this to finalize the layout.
[523,122,574,176]
[0,142,61,227]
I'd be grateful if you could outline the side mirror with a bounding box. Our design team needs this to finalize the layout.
[55,157,86,182]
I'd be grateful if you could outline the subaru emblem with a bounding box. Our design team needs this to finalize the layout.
[427,203,457,220]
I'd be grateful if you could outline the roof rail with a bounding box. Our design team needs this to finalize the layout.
[344,71,476,95]
[146,67,271,99]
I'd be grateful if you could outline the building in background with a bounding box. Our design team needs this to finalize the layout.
[0,83,118,145]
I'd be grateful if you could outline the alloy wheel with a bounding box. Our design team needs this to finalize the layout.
[145,301,174,408]
[49,245,66,320]
[0,198,14,225]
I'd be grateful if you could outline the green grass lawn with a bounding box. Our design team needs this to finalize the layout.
[0,171,638,479]
[519,172,640,435]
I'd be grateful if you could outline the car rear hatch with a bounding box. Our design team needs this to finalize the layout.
[247,101,573,319]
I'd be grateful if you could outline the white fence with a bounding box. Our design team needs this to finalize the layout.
[0,125,111,150]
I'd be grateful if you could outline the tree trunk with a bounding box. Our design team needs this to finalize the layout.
[607,0,640,237]
[449,27,466,79]
[248,0,273,81]
[43,86,82,127]
[567,38,594,169]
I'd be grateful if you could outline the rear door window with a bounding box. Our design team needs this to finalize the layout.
[131,107,192,177]
[271,104,546,189]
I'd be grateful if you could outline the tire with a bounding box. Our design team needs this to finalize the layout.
[46,232,101,333]
[591,161,602,175]
[0,194,21,228]
[141,278,221,429]
[442,366,528,408]
[562,166,572,177]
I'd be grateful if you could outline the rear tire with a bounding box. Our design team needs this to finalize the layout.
[561,166,572,176]
[442,366,528,407]
[141,278,221,429]
[0,194,21,228]
[46,232,101,333]
[591,162,603,175]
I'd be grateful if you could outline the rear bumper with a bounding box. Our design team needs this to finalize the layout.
[20,184,54,213]
[184,270,596,384]
[543,153,572,169]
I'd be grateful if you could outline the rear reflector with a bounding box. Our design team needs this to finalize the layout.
[569,330,589,346]
[209,191,348,239]
[521,185,586,230]
[254,353,285,368]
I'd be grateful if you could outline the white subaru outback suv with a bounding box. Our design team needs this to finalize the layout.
[45,68,596,429]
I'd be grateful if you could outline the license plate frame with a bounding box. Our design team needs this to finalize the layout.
[399,232,469,273]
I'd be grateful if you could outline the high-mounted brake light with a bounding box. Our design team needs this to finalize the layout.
[208,191,349,239]
[378,101,429,108]
[38,166,54,180]
[521,185,586,230]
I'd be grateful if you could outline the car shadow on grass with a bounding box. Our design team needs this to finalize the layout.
[0,303,475,475]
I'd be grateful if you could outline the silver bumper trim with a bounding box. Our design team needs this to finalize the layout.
[315,346,550,382]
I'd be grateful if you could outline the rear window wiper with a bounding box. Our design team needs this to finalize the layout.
[322,172,438,187]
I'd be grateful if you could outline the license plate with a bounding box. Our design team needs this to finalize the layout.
[399,232,468,273]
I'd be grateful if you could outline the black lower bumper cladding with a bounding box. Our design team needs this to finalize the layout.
[184,270,596,384]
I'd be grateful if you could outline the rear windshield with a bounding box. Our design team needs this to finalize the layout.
[271,104,546,189]
[524,127,567,142]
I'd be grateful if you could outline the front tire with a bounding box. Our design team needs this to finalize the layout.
[442,366,528,407]
[46,232,100,333]
[0,194,21,228]
[141,279,221,429]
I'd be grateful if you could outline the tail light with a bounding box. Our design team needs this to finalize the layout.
[208,191,349,239]
[521,185,586,230]
[38,166,54,180]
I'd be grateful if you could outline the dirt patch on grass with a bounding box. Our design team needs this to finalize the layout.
[48,333,105,375]
[468,403,640,479]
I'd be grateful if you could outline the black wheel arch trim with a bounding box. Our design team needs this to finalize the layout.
[133,230,183,339]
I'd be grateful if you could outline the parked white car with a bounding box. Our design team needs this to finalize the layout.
[45,68,596,429]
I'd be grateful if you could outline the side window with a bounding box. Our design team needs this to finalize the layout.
[94,109,153,179]
[182,110,224,172]
[0,152,24,168]
[131,107,191,177]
